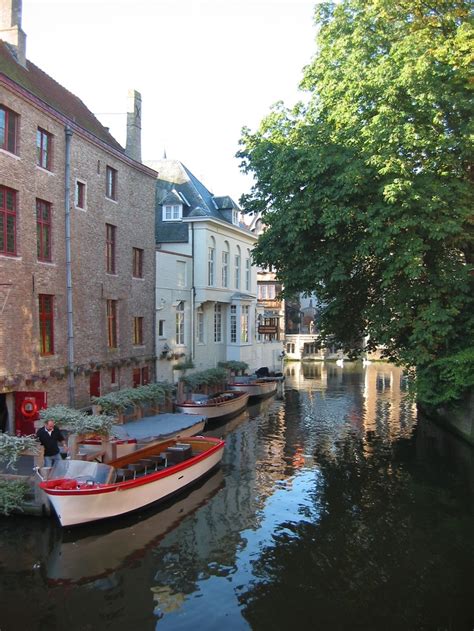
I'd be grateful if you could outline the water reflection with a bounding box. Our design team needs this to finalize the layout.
[0,363,472,631]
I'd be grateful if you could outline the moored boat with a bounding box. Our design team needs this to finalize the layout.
[75,413,207,461]
[39,436,225,527]
[175,390,249,421]
[227,377,278,399]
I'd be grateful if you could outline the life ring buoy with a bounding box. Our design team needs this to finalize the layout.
[21,399,38,418]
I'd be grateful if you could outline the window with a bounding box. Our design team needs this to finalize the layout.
[158,319,165,337]
[177,260,186,288]
[39,294,54,355]
[162,204,182,221]
[106,166,117,200]
[208,246,215,286]
[0,185,17,256]
[133,248,143,278]
[110,367,118,386]
[133,316,144,345]
[106,224,116,274]
[75,180,86,209]
[258,284,276,300]
[222,250,229,287]
[176,302,185,345]
[36,199,52,261]
[241,305,249,343]
[245,256,251,291]
[133,368,141,388]
[0,105,18,154]
[37,128,52,170]
[197,310,204,344]
[232,209,239,225]
[141,366,149,385]
[235,250,241,289]
[107,299,117,348]
[214,303,222,343]
[230,305,237,343]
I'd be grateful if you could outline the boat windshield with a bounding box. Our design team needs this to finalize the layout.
[49,460,116,484]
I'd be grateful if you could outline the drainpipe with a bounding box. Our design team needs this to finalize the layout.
[191,222,195,361]
[64,126,75,406]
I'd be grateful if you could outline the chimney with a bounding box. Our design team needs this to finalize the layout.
[0,0,27,67]
[125,89,142,162]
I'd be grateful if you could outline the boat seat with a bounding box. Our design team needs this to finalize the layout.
[127,462,146,478]
[138,459,154,474]
[116,468,134,482]
[149,454,167,470]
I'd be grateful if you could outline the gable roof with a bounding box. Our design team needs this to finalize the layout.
[0,40,124,152]
[147,159,249,243]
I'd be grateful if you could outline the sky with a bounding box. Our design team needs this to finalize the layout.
[22,0,319,203]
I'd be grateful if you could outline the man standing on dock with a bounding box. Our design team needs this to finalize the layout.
[36,419,67,468]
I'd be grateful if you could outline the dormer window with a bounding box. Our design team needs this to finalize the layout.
[232,209,239,225]
[163,204,182,221]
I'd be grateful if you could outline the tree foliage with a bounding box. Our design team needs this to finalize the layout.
[238,0,473,401]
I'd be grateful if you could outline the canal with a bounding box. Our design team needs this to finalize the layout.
[1,363,473,631]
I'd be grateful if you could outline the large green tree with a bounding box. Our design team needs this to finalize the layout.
[238,0,473,404]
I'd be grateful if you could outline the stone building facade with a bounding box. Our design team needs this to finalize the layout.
[0,1,157,433]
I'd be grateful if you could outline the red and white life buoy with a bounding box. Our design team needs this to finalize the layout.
[20,399,38,418]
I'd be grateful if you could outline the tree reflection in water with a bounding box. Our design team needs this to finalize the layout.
[239,429,473,631]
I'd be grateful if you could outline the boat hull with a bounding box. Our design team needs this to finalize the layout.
[176,391,249,420]
[41,438,224,527]
[228,380,278,399]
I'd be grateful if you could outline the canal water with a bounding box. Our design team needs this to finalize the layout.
[1,363,473,631]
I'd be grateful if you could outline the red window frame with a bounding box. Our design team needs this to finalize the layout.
[36,199,52,262]
[106,166,117,200]
[132,368,141,388]
[107,299,118,348]
[0,185,17,256]
[133,316,144,345]
[133,247,143,278]
[0,105,18,154]
[39,294,54,355]
[106,223,116,274]
[37,128,53,170]
[75,180,85,209]
[141,366,149,385]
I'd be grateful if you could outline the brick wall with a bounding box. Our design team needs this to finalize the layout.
[0,79,157,417]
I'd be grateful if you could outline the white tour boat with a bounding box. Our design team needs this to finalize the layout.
[39,436,225,527]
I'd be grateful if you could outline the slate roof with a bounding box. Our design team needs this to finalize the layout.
[147,159,246,244]
[0,40,124,152]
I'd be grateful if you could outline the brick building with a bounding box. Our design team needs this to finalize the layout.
[0,0,157,434]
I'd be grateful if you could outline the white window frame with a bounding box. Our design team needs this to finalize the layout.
[245,257,251,292]
[214,303,222,343]
[162,204,182,221]
[208,247,215,286]
[222,250,229,288]
[230,305,237,343]
[235,254,241,289]
[176,302,185,345]
[241,305,249,343]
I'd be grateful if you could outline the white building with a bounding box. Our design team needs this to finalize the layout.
[149,160,282,382]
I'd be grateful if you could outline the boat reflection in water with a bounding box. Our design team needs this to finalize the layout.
[46,468,224,585]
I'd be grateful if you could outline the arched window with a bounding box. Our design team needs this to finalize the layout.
[222,241,230,288]
[235,245,241,290]
[245,249,251,292]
